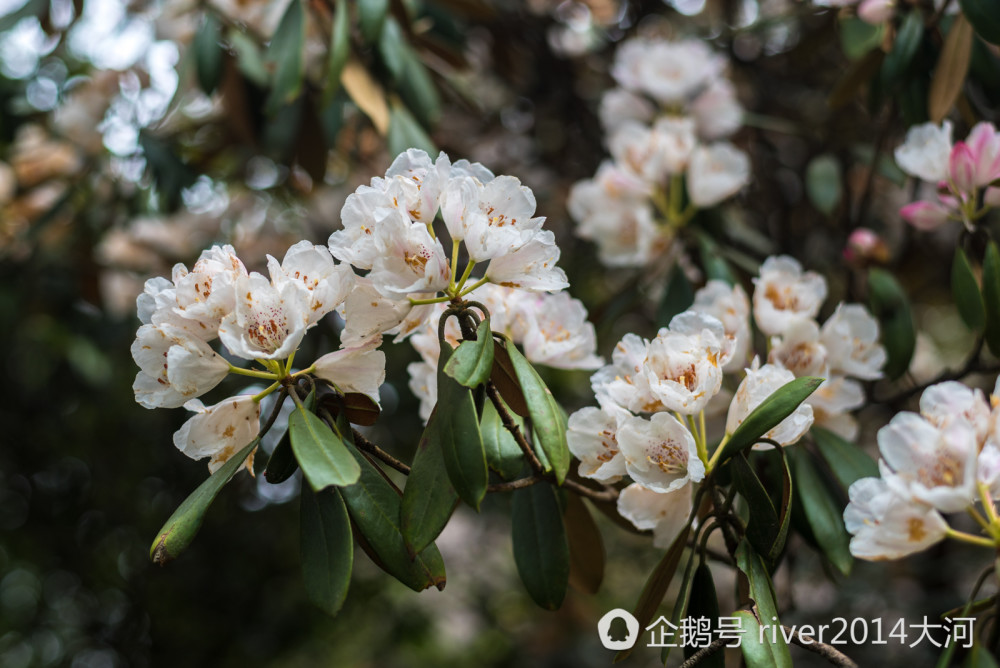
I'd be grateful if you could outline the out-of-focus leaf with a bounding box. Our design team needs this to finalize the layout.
[480,400,525,480]
[829,48,885,109]
[657,263,694,328]
[868,267,916,379]
[736,540,792,668]
[228,29,270,86]
[289,405,361,491]
[840,17,884,61]
[378,17,408,79]
[714,377,823,464]
[697,233,735,285]
[491,339,529,417]
[564,493,604,595]
[790,449,852,575]
[504,338,569,484]
[400,408,459,555]
[150,441,257,565]
[194,14,223,94]
[359,0,389,43]
[983,242,1000,357]
[388,100,437,156]
[300,485,352,615]
[323,0,351,106]
[683,561,723,668]
[882,11,924,88]
[930,14,974,122]
[615,524,691,662]
[398,52,441,127]
[339,440,447,592]
[900,69,930,125]
[953,246,985,331]
[342,59,390,134]
[265,0,305,115]
[806,154,842,216]
[512,482,569,610]
[138,133,198,212]
[965,644,1000,667]
[811,427,878,490]
[437,346,488,510]
[960,0,1000,45]
[445,319,494,388]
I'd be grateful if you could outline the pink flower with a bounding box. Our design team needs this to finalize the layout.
[899,200,951,230]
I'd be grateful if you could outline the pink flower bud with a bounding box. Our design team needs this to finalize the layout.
[900,200,951,230]
[949,142,977,195]
[858,0,895,24]
[968,122,1000,187]
[844,227,890,264]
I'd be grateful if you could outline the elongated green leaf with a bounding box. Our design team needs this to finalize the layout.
[339,441,446,592]
[965,644,1000,667]
[714,377,823,464]
[289,406,361,491]
[265,0,305,115]
[882,10,924,88]
[683,561,723,668]
[227,28,269,86]
[983,242,1000,357]
[615,525,691,663]
[398,52,441,128]
[661,545,698,664]
[960,0,1000,45]
[840,17,884,61]
[698,233,735,285]
[300,485,353,615]
[378,17,408,80]
[504,338,570,484]
[150,440,257,564]
[400,408,459,555]
[480,400,525,480]
[564,493,604,595]
[735,610,778,668]
[359,0,389,43]
[657,263,695,328]
[868,268,916,380]
[737,540,792,668]
[264,429,299,484]
[731,454,782,561]
[512,482,570,610]
[811,427,878,490]
[322,0,351,105]
[387,100,437,156]
[790,449,852,575]
[806,154,842,216]
[194,14,223,94]
[929,14,973,122]
[437,347,488,510]
[954,246,986,331]
[445,319,495,388]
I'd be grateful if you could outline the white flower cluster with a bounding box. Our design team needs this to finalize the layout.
[845,380,1000,560]
[567,255,885,545]
[132,242,386,472]
[567,36,750,267]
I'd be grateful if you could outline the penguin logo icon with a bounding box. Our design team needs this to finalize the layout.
[598,608,640,651]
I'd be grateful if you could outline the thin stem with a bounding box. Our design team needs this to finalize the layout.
[448,239,460,292]
[488,476,543,492]
[968,506,994,533]
[706,433,730,473]
[485,380,544,474]
[784,627,859,667]
[229,364,279,381]
[454,259,477,295]
[458,276,489,297]
[677,638,729,668]
[946,527,999,549]
[409,294,453,306]
[351,427,411,475]
[980,481,1000,528]
[284,349,297,376]
[252,381,281,403]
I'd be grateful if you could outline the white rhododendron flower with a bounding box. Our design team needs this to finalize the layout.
[690,280,751,372]
[752,255,828,336]
[567,405,629,484]
[591,333,655,412]
[218,272,310,361]
[642,312,727,414]
[686,143,751,208]
[171,244,247,336]
[484,230,568,291]
[635,39,724,104]
[894,121,953,183]
[690,79,743,140]
[617,482,693,549]
[131,324,229,409]
[313,337,387,404]
[820,304,886,380]
[919,381,991,446]
[174,395,261,473]
[598,88,655,130]
[616,413,704,493]
[516,292,603,370]
[808,376,865,440]
[407,360,437,424]
[726,358,814,446]
[267,241,355,326]
[844,477,948,561]
[768,319,828,378]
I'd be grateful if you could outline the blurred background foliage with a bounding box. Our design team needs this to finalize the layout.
[1,0,1000,665]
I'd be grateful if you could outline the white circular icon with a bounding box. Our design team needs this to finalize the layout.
[598,608,640,651]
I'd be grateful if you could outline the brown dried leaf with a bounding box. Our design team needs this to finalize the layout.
[929,14,973,123]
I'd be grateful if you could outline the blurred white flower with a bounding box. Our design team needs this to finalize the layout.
[821,303,886,380]
[844,477,948,560]
[690,280,751,372]
[726,358,814,446]
[895,121,953,183]
[686,143,750,208]
[752,255,828,336]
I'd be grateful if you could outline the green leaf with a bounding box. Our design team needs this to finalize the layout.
[811,427,878,490]
[564,493,604,595]
[481,400,527,480]
[194,14,223,94]
[840,17,884,61]
[150,440,257,564]
[731,454,786,562]
[398,53,441,128]
[882,10,925,89]
[512,482,569,610]
[289,405,361,491]
[965,644,1000,667]
[378,17,408,80]
[790,449,852,575]
[661,546,698,664]
[960,0,1000,45]
[445,319,495,388]
[614,524,692,663]
[504,338,570,484]
[359,0,389,43]
[265,0,305,115]
[400,408,459,555]
[735,610,778,668]
[322,0,351,106]
[868,267,916,379]
[983,242,1000,357]
[339,440,447,592]
[264,429,299,484]
[714,376,824,465]
[954,246,986,331]
[300,484,353,616]
[697,233,735,285]
[657,263,695,328]
[806,154,842,216]
[737,540,792,668]
[683,561,723,668]
[436,346,489,510]
[387,100,437,157]
[227,28,269,86]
